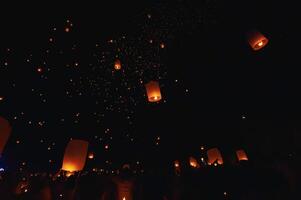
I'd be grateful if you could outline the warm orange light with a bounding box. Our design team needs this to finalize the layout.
[88,152,94,159]
[63,163,78,173]
[0,116,12,155]
[65,171,74,177]
[236,149,248,161]
[62,139,89,172]
[258,41,263,46]
[174,160,180,168]
[145,81,162,102]
[114,59,122,70]
[247,30,269,51]
[207,148,224,165]
[189,157,200,168]
[123,198,126,200]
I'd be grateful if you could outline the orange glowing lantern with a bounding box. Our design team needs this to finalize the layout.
[62,139,89,172]
[236,149,248,161]
[0,116,12,155]
[247,30,269,51]
[116,180,134,200]
[114,59,122,70]
[88,152,94,159]
[145,81,162,102]
[207,148,224,165]
[174,160,181,175]
[189,157,200,168]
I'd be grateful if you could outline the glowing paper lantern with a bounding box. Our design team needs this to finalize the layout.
[145,81,162,102]
[88,152,94,159]
[189,157,200,168]
[207,148,224,165]
[62,139,89,172]
[0,116,12,155]
[114,59,122,70]
[247,30,269,51]
[236,149,248,161]
[115,180,134,200]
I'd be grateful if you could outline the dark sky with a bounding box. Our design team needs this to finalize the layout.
[0,0,300,171]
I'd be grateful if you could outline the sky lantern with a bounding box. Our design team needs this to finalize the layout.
[174,160,181,175]
[189,157,200,168]
[236,149,248,161]
[145,81,162,102]
[207,148,224,165]
[247,30,269,51]
[62,139,89,172]
[115,179,134,200]
[114,59,122,70]
[88,152,94,159]
[0,116,12,155]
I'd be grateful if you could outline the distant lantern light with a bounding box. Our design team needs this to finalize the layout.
[145,81,162,102]
[0,97,4,101]
[174,160,181,175]
[65,27,70,32]
[61,139,89,172]
[37,67,43,73]
[114,59,122,70]
[247,30,269,51]
[236,149,248,161]
[207,148,224,165]
[189,157,200,168]
[0,116,12,155]
[174,160,180,168]
[88,152,94,159]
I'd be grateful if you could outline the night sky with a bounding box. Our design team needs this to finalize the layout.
[0,0,300,172]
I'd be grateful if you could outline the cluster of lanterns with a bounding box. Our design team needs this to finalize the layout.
[0,30,266,175]
[174,148,249,173]
[113,30,269,104]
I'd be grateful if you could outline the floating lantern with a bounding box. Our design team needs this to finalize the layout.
[189,157,200,168]
[145,81,162,102]
[174,160,181,175]
[88,152,94,159]
[115,179,134,200]
[236,149,248,161]
[114,59,122,70]
[247,30,269,51]
[207,148,224,165]
[0,116,12,155]
[62,139,89,172]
